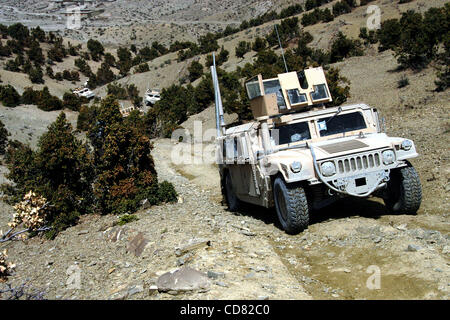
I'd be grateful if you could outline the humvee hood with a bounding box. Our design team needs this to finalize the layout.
[311,133,392,160]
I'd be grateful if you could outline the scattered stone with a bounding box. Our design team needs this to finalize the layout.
[176,252,194,266]
[396,224,408,231]
[148,285,158,295]
[140,198,151,209]
[372,237,382,244]
[257,296,269,300]
[331,267,351,273]
[110,292,128,300]
[245,272,256,279]
[240,230,257,237]
[177,197,184,204]
[108,267,116,274]
[406,244,422,252]
[156,267,211,294]
[127,232,149,257]
[128,284,144,297]
[175,238,211,257]
[207,271,225,280]
[78,230,89,235]
[215,281,228,287]
[106,226,127,242]
[253,266,267,273]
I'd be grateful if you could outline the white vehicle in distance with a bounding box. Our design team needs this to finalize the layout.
[145,88,161,106]
[73,87,95,100]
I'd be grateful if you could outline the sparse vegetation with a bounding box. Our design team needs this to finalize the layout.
[117,214,139,226]
[397,76,410,88]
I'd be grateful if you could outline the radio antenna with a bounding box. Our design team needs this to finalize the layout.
[275,24,289,73]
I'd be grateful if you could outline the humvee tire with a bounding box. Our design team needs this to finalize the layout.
[224,171,241,212]
[384,162,422,214]
[273,177,309,234]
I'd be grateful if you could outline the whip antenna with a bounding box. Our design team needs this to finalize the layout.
[275,24,289,73]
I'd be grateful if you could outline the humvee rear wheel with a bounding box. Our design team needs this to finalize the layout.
[224,171,241,212]
[384,163,422,214]
[273,177,309,234]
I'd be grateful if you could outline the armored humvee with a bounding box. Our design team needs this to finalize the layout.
[211,63,422,235]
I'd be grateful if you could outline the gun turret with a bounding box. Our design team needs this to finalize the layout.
[245,67,333,119]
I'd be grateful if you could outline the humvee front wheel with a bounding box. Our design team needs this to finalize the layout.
[224,171,241,212]
[384,163,422,214]
[273,177,309,234]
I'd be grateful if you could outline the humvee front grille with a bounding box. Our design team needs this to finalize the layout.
[320,150,385,176]
[336,152,381,174]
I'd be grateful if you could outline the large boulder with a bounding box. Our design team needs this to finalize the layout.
[156,267,211,294]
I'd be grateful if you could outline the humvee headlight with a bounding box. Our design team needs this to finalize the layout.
[290,161,302,173]
[321,161,336,177]
[382,150,395,165]
[401,139,413,151]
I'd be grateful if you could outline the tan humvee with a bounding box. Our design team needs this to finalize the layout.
[212,66,422,234]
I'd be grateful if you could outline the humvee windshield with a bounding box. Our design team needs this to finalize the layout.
[272,122,311,145]
[317,112,367,137]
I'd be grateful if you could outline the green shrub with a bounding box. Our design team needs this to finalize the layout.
[7,23,30,42]
[199,33,219,54]
[332,1,352,17]
[157,181,178,203]
[74,58,93,77]
[325,67,351,107]
[359,27,378,45]
[36,87,63,111]
[135,63,150,73]
[77,105,98,131]
[107,82,128,99]
[87,39,104,61]
[117,214,139,226]
[89,97,162,215]
[27,40,44,65]
[28,66,44,84]
[4,113,95,239]
[252,37,267,52]
[63,92,85,111]
[21,87,40,105]
[0,119,10,154]
[329,32,363,63]
[96,62,115,86]
[188,60,204,82]
[0,85,21,107]
[397,76,410,88]
[235,41,251,58]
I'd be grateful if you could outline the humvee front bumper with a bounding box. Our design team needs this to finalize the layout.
[309,144,393,198]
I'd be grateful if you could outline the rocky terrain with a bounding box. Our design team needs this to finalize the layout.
[0,0,449,300]
[0,137,448,300]
[0,0,288,47]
